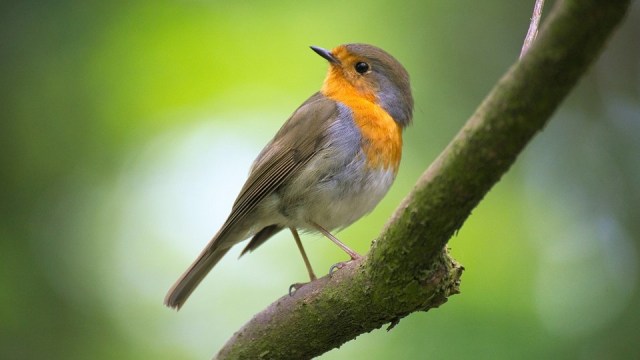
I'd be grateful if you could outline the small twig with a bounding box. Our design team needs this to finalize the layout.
[520,0,546,58]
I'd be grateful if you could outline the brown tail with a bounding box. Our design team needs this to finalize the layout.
[164,246,231,310]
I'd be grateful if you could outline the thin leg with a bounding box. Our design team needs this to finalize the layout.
[290,227,317,281]
[309,221,361,260]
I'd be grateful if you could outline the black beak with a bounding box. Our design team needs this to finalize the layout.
[310,46,340,65]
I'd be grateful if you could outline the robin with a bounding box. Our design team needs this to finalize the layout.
[165,43,413,310]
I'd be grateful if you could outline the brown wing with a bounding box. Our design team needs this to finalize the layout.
[214,92,338,246]
[164,93,340,309]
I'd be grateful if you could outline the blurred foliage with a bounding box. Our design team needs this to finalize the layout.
[1,1,638,359]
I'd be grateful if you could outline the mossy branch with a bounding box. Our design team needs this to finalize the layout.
[216,0,631,358]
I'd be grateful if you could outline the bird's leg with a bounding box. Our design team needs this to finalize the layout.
[310,221,361,260]
[288,227,317,296]
[310,221,361,275]
[290,227,317,281]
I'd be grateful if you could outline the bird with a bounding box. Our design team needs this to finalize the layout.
[165,43,413,310]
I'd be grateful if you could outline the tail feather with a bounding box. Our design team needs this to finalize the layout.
[164,246,230,310]
[240,225,283,257]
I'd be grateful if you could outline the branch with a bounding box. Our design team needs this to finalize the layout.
[520,0,546,58]
[216,0,631,358]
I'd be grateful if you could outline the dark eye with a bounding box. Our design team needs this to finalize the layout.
[354,62,369,74]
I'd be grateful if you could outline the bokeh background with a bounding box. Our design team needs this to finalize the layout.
[1,1,639,359]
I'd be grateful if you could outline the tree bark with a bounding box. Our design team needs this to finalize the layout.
[216,0,631,358]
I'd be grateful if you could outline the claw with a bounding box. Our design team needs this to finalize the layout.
[289,282,307,296]
[328,261,349,276]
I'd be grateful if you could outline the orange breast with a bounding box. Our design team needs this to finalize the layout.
[321,68,403,172]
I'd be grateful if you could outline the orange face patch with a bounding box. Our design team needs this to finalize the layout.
[319,45,403,172]
[320,64,402,172]
[321,46,378,102]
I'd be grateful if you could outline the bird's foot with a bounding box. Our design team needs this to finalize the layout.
[329,253,362,276]
[288,282,309,296]
[329,260,351,276]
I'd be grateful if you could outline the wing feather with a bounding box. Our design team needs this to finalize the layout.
[213,93,338,246]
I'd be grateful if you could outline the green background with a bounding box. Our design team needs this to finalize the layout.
[2,1,639,359]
